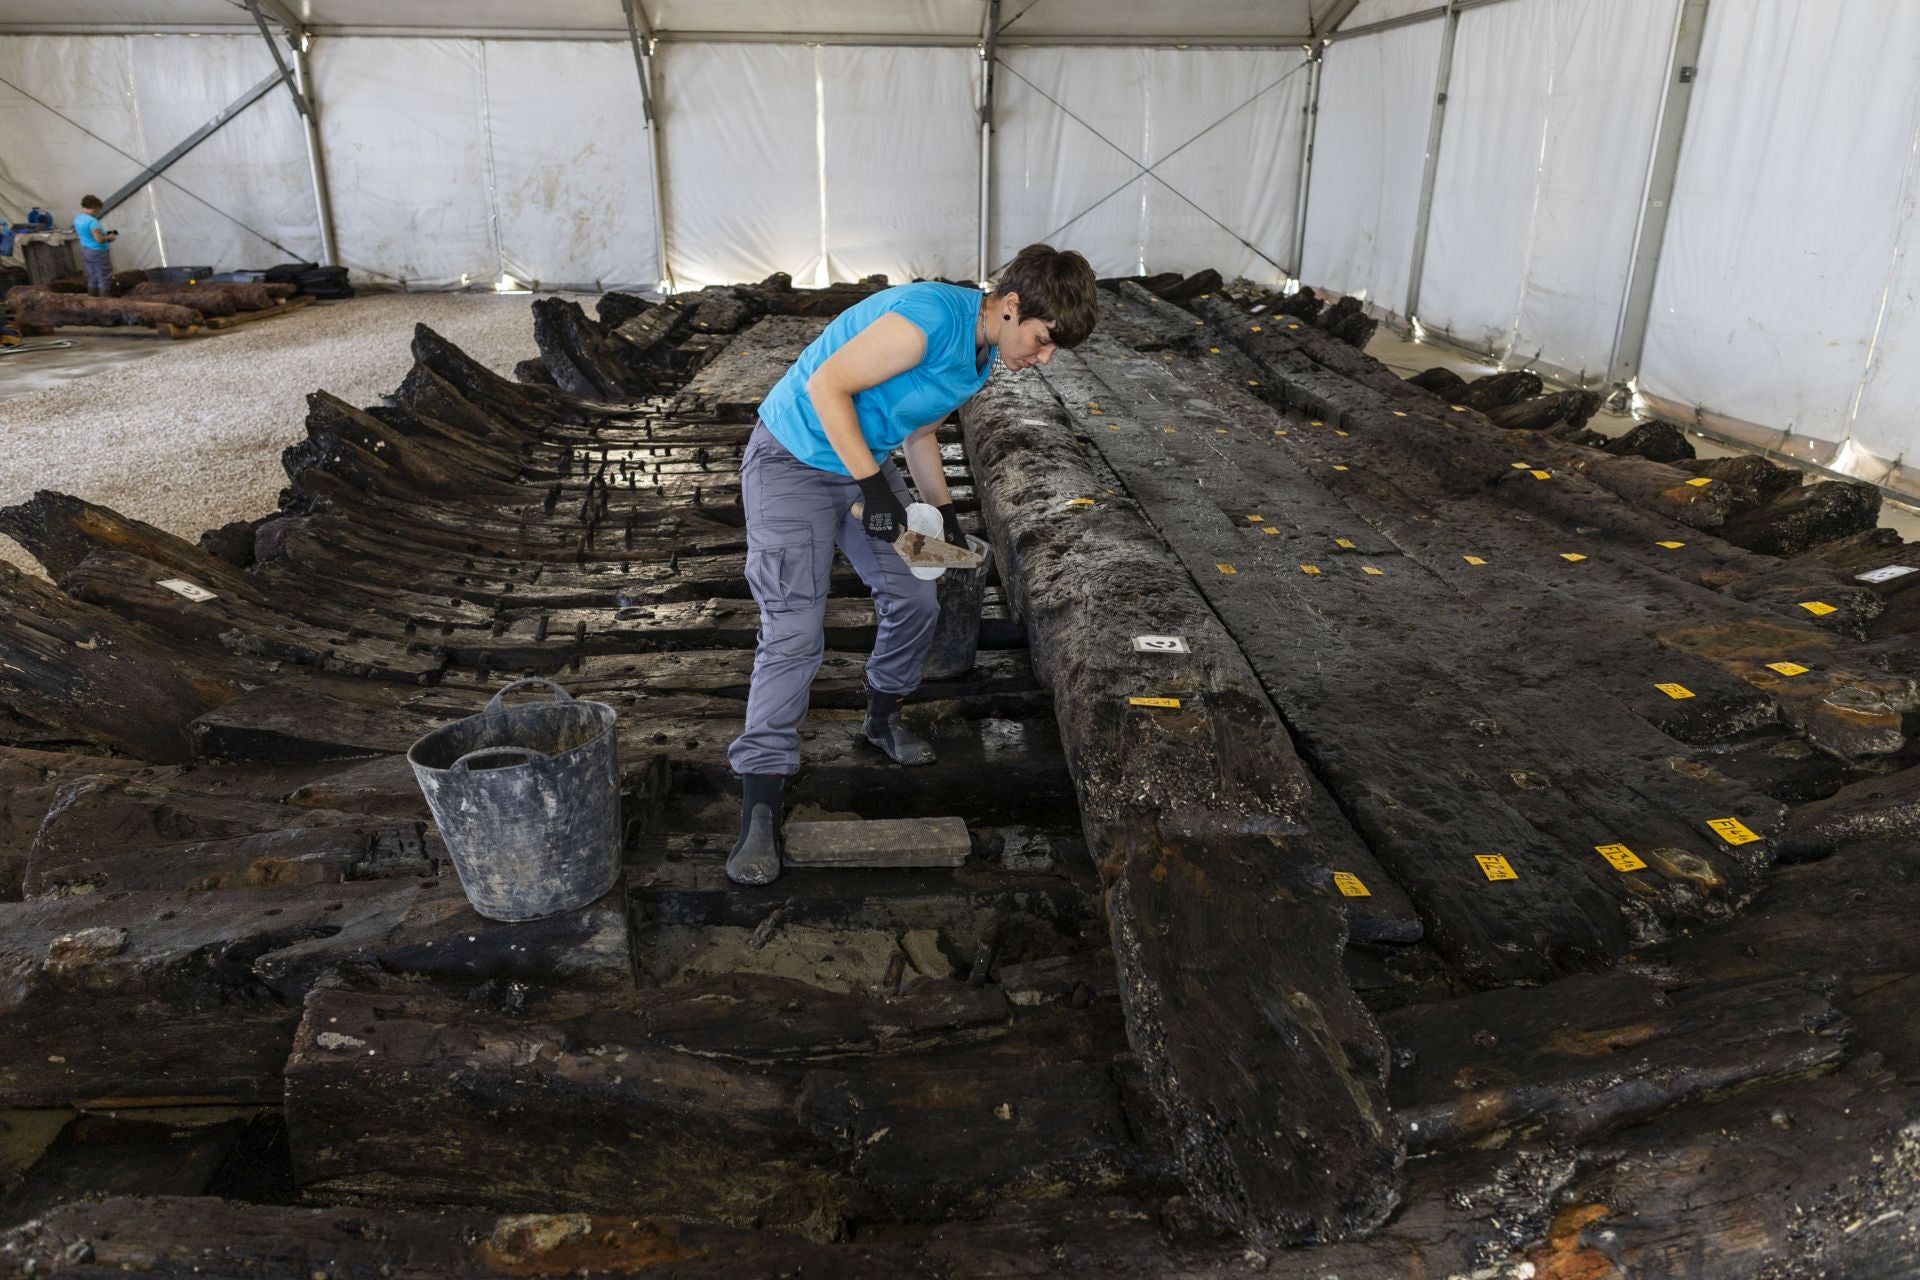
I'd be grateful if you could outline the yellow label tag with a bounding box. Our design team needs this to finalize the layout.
[1476,854,1518,881]
[1530,470,1552,480]
[1163,427,1177,434]
[1511,462,1532,469]
[1657,540,1686,549]
[1596,843,1647,872]
[1655,682,1695,700]
[1451,405,1467,412]
[1128,696,1181,709]
[1088,402,1101,412]
[1335,429,1351,437]
[1463,555,1488,566]
[1561,553,1587,563]
[1261,526,1280,535]
[1300,565,1322,575]
[1310,420,1324,426]
[1247,514,1265,522]
[1067,498,1095,506]
[1215,428,1229,435]
[1288,323,1301,330]
[1393,411,1409,418]
[1363,566,1384,576]
[1333,465,1351,472]
[1217,564,1237,575]
[1686,477,1713,487]
[1274,429,1288,436]
[1208,346,1221,354]
[1766,661,1810,676]
[1800,601,1837,616]
[1332,871,1371,898]
[1248,379,1261,387]
[1708,817,1761,846]
[1250,325,1263,333]
[1335,538,1356,549]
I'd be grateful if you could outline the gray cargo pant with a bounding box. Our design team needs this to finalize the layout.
[81,248,113,295]
[726,422,940,777]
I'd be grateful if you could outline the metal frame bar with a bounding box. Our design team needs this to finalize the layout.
[1401,0,1459,321]
[290,31,339,269]
[97,71,280,216]
[1607,0,1712,388]
[621,0,675,291]
[978,0,1001,281]
[1291,48,1323,278]
[0,23,1319,46]
[244,0,311,118]
[1314,0,1365,37]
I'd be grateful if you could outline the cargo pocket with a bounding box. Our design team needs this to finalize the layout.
[744,522,817,614]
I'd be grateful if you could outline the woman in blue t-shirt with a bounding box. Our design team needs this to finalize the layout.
[724,243,1097,885]
[73,195,119,298]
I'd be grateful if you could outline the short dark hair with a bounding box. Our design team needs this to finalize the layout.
[80,195,102,210]
[995,243,1098,348]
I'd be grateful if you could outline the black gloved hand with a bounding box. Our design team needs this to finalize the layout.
[937,502,966,547]
[857,472,907,543]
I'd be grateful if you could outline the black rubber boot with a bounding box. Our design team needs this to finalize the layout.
[725,773,784,886]
[863,684,935,766]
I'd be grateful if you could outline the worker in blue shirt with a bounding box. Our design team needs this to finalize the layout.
[73,195,118,297]
[723,243,1099,885]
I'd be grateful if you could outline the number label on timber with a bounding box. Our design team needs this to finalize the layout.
[1217,564,1238,575]
[1686,477,1713,487]
[1335,538,1356,549]
[1655,682,1695,700]
[1128,696,1182,709]
[1800,601,1838,616]
[1766,661,1810,676]
[156,579,217,602]
[1262,526,1280,535]
[1561,553,1588,563]
[1858,564,1918,583]
[1476,855,1518,881]
[1708,817,1762,846]
[1363,567,1384,576]
[1595,844,1647,872]
[1332,465,1351,472]
[1246,514,1265,522]
[1332,872,1371,898]
[1530,470,1552,480]
[1131,635,1190,654]
[1657,541,1686,549]
[1300,565,1323,575]
[1463,555,1488,566]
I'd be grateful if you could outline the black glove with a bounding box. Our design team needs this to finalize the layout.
[937,502,966,547]
[857,472,906,543]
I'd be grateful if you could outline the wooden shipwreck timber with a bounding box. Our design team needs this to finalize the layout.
[3,274,1920,1277]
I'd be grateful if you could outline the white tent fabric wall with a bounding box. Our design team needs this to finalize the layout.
[1414,0,1677,384]
[483,40,659,291]
[1638,0,1920,491]
[311,38,497,288]
[125,35,322,271]
[1299,19,1442,314]
[657,42,824,288]
[991,48,1308,282]
[0,35,165,272]
[819,45,979,284]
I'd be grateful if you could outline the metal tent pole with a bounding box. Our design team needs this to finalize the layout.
[978,0,1001,282]
[622,0,675,292]
[1291,47,1323,279]
[1401,0,1459,322]
[1607,0,1713,390]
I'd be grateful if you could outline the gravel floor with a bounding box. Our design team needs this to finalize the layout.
[0,292,565,578]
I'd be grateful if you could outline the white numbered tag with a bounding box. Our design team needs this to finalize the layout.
[1857,565,1918,584]
[156,578,217,602]
[1132,635,1190,654]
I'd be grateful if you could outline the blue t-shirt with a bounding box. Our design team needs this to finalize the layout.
[760,282,995,474]
[74,213,110,251]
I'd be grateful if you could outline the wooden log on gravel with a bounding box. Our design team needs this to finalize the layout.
[961,370,1403,1245]
[124,282,240,315]
[0,877,629,1105]
[1486,388,1602,433]
[1149,268,1223,305]
[1717,478,1881,556]
[1603,419,1695,463]
[1679,451,1805,500]
[1312,294,1376,347]
[1405,366,1469,400]
[1458,369,1544,412]
[10,288,202,330]
[1384,972,1847,1154]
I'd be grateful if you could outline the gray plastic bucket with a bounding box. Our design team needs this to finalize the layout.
[922,535,994,680]
[407,678,621,922]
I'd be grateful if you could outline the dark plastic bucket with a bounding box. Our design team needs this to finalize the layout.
[922,535,994,679]
[407,679,621,922]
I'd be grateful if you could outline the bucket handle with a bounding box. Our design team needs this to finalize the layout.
[450,745,546,773]
[485,677,575,716]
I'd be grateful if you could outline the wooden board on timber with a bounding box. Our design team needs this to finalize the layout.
[0,1193,1271,1278]
[628,829,1102,962]
[960,370,1403,1244]
[682,314,830,412]
[0,877,629,1105]
[1034,339,1779,983]
[285,984,1166,1231]
[22,774,439,896]
[1383,971,1847,1154]
[195,294,313,331]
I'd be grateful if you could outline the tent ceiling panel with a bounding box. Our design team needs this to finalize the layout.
[645,1,984,39]
[999,0,1321,41]
[1338,0,1441,31]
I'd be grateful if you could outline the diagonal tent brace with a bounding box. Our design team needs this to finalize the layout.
[245,0,312,119]
[98,71,282,217]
